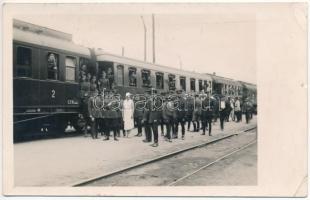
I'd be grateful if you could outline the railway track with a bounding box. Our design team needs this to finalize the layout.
[72,126,257,186]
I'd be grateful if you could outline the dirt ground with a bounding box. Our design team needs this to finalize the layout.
[86,129,257,186]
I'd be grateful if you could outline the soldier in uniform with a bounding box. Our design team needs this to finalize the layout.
[174,90,187,140]
[244,98,252,124]
[201,93,214,136]
[142,89,161,147]
[219,96,230,131]
[103,91,119,141]
[95,90,106,137]
[142,91,152,143]
[162,95,175,142]
[134,94,145,137]
[97,71,109,94]
[192,94,202,132]
[186,93,194,131]
[114,92,124,137]
[89,75,98,97]
[87,90,101,139]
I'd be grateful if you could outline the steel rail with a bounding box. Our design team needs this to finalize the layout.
[72,126,257,187]
[168,139,257,186]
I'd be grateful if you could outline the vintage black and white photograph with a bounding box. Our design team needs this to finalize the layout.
[2,2,307,197]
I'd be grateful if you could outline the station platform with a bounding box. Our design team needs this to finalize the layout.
[14,116,257,186]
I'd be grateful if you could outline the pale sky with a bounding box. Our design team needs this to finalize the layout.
[17,13,256,84]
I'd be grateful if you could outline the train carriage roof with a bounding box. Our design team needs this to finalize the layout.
[95,49,213,81]
[13,19,90,57]
[210,74,243,87]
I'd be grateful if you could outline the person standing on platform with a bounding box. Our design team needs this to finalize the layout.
[186,93,194,131]
[97,91,106,137]
[235,97,241,122]
[115,93,124,137]
[175,90,187,140]
[244,98,252,124]
[224,96,232,122]
[103,91,119,141]
[123,92,135,137]
[143,89,161,147]
[87,90,100,139]
[134,95,145,137]
[230,97,235,121]
[219,96,226,131]
[192,94,202,132]
[201,93,213,136]
[162,95,175,142]
[142,92,152,143]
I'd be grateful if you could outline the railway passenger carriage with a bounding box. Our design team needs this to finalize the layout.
[93,49,213,97]
[13,20,92,140]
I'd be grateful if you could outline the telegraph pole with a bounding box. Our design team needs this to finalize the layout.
[140,16,147,61]
[152,14,156,63]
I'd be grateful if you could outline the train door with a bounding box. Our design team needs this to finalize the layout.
[97,61,114,89]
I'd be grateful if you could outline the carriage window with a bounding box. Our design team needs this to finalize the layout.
[16,46,32,77]
[117,65,124,86]
[168,74,176,91]
[180,76,186,91]
[203,80,209,91]
[156,72,164,89]
[129,67,137,87]
[47,52,59,80]
[199,80,203,91]
[65,57,77,81]
[142,70,151,87]
[79,57,89,81]
[190,78,196,91]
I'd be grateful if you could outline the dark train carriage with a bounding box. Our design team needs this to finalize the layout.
[94,50,213,96]
[209,74,243,98]
[239,81,257,113]
[13,20,91,140]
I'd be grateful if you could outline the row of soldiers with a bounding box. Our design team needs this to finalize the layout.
[78,73,254,147]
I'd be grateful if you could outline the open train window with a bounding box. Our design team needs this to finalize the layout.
[202,81,209,92]
[198,80,203,91]
[129,67,137,87]
[168,74,176,91]
[156,72,164,89]
[79,57,90,80]
[180,76,186,91]
[117,65,124,86]
[16,46,32,77]
[190,78,196,91]
[47,52,59,80]
[142,69,151,87]
[65,56,77,82]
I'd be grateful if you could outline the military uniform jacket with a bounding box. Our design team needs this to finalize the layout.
[201,98,213,120]
[185,97,194,117]
[88,96,101,119]
[104,97,120,119]
[134,98,145,119]
[97,78,109,93]
[176,96,187,120]
[143,98,161,124]
[162,101,176,121]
